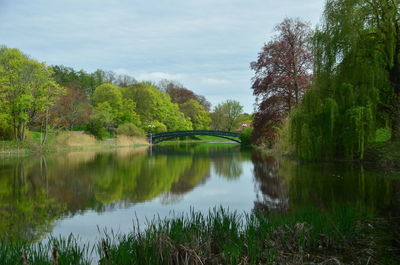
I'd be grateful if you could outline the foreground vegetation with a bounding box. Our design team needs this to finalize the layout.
[0,207,398,265]
[0,131,149,157]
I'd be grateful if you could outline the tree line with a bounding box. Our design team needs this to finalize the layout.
[251,0,400,160]
[0,46,250,142]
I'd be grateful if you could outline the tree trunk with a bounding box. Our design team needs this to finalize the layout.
[43,108,49,145]
[392,95,400,141]
[13,118,17,140]
[17,123,22,141]
[391,39,400,141]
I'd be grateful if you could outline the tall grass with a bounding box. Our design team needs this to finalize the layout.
[50,132,149,151]
[115,135,148,146]
[53,132,98,147]
[0,140,31,156]
[0,208,397,264]
[0,235,92,265]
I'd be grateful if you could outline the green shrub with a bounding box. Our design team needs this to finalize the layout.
[86,120,109,140]
[240,127,253,146]
[145,121,167,133]
[375,127,391,143]
[0,113,12,140]
[116,123,145,136]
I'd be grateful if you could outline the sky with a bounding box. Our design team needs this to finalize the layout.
[0,0,325,113]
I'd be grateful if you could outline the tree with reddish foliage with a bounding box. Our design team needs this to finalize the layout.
[167,86,197,105]
[50,87,91,130]
[250,18,313,144]
[159,80,211,111]
[251,95,287,145]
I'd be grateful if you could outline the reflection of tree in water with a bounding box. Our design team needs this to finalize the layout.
[251,151,397,218]
[0,157,64,241]
[212,154,242,180]
[251,152,288,214]
[394,181,400,211]
[151,143,249,181]
[193,144,247,180]
[170,158,211,194]
[390,180,400,252]
[287,163,395,212]
[0,144,250,239]
[158,192,183,205]
[160,156,212,204]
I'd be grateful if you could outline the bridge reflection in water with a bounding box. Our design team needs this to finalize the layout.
[148,130,241,144]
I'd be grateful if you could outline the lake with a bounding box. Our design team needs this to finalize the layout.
[0,143,399,248]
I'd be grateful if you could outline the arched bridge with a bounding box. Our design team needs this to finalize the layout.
[148,130,241,144]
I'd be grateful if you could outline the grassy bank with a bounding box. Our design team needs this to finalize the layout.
[365,141,400,170]
[1,208,398,265]
[0,141,32,156]
[0,132,149,157]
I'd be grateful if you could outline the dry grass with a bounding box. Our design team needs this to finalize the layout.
[52,132,149,151]
[57,151,97,165]
[115,146,148,158]
[115,135,148,146]
[54,132,97,147]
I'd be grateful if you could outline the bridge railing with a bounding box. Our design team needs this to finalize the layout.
[148,130,240,144]
[152,130,240,138]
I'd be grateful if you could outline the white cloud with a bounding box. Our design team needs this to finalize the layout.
[112,68,131,76]
[0,0,326,113]
[201,78,231,87]
[135,72,186,82]
[112,69,187,82]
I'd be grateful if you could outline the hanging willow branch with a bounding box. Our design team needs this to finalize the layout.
[289,0,400,160]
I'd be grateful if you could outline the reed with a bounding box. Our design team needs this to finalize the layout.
[0,207,397,264]
[0,235,92,265]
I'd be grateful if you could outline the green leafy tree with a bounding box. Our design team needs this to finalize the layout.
[240,127,253,146]
[118,98,141,126]
[116,123,145,136]
[211,100,243,131]
[87,102,115,139]
[179,99,211,130]
[52,66,137,99]
[91,84,141,137]
[145,120,168,133]
[52,65,100,98]
[0,83,12,138]
[235,113,253,128]
[289,0,400,160]
[0,46,63,140]
[92,83,123,114]
[0,112,12,139]
[124,82,192,131]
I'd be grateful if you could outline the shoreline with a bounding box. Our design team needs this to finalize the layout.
[0,139,150,159]
[256,141,400,174]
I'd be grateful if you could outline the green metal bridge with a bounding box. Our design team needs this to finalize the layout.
[148,130,241,144]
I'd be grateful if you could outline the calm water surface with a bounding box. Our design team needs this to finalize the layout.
[0,143,399,245]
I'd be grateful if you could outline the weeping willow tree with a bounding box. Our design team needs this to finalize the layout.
[290,0,400,160]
